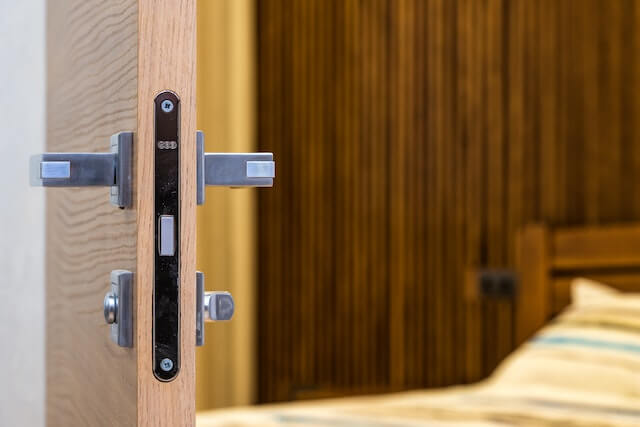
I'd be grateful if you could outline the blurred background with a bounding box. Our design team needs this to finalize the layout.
[4,0,640,423]
[196,0,640,411]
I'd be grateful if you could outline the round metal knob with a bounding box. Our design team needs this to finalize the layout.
[103,292,118,324]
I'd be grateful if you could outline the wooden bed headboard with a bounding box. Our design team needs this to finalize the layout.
[515,223,640,344]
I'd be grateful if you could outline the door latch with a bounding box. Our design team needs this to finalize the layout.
[29,132,133,208]
[196,271,234,347]
[103,270,236,348]
[196,130,275,205]
[34,111,274,378]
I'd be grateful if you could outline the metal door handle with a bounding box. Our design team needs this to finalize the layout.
[196,130,275,205]
[29,132,133,208]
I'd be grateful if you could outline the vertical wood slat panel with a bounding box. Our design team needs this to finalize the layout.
[257,0,640,403]
[388,0,410,389]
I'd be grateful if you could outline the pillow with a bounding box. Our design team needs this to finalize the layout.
[571,277,622,306]
[487,277,640,411]
[571,277,640,311]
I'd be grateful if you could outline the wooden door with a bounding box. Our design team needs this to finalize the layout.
[46,0,196,425]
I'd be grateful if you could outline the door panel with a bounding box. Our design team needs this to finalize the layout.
[46,0,196,425]
[46,0,138,425]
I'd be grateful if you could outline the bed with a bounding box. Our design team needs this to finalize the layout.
[197,223,640,426]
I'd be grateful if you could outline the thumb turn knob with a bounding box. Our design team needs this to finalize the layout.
[195,271,235,346]
[103,292,117,324]
[204,292,234,322]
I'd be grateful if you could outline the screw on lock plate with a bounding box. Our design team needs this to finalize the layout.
[160,358,174,372]
[160,99,174,113]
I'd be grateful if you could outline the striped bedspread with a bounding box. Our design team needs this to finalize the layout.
[197,279,640,426]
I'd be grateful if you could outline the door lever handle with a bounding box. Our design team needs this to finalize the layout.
[196,271,235,346]
[29,132,133,208]
[196,130,275,205]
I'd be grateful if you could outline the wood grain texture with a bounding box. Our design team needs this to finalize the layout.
[514,225,550,344]
[46,1,138,425]
[552,224,640,269]
[137,0,197,425]
[257,0,640,403]
[516,223,640,341]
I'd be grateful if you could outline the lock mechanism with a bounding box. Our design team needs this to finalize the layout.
[29,132,133,208]
[103,269,234,349]
[153,91,182,381]
[33,100,275,380]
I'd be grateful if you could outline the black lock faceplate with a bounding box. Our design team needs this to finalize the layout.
[153,91,180,381]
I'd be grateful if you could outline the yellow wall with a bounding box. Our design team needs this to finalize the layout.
[196,0,256,410]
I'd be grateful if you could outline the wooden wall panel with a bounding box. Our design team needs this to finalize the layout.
[257,0,640,403]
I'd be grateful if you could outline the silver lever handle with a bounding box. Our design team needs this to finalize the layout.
[196,271,235,346]
[29,132,133,208]
[196,130,275,205]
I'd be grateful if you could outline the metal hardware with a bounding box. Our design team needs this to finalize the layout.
[103,270,133,348]
[196,271,205,346]
[196,131,275,205]
[476,269,519,299]
[41,161,70,179]
[29,132,133,208]
[205,292,234,321]
[196,271,235,347]
[153,90,181,382]
[158,215,175,257]
[160,358,174,372]
[103,292,117,324]
[161,99,174,113]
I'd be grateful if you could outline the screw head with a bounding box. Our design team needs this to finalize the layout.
[160,358,174,372]
[161,99,174,113]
